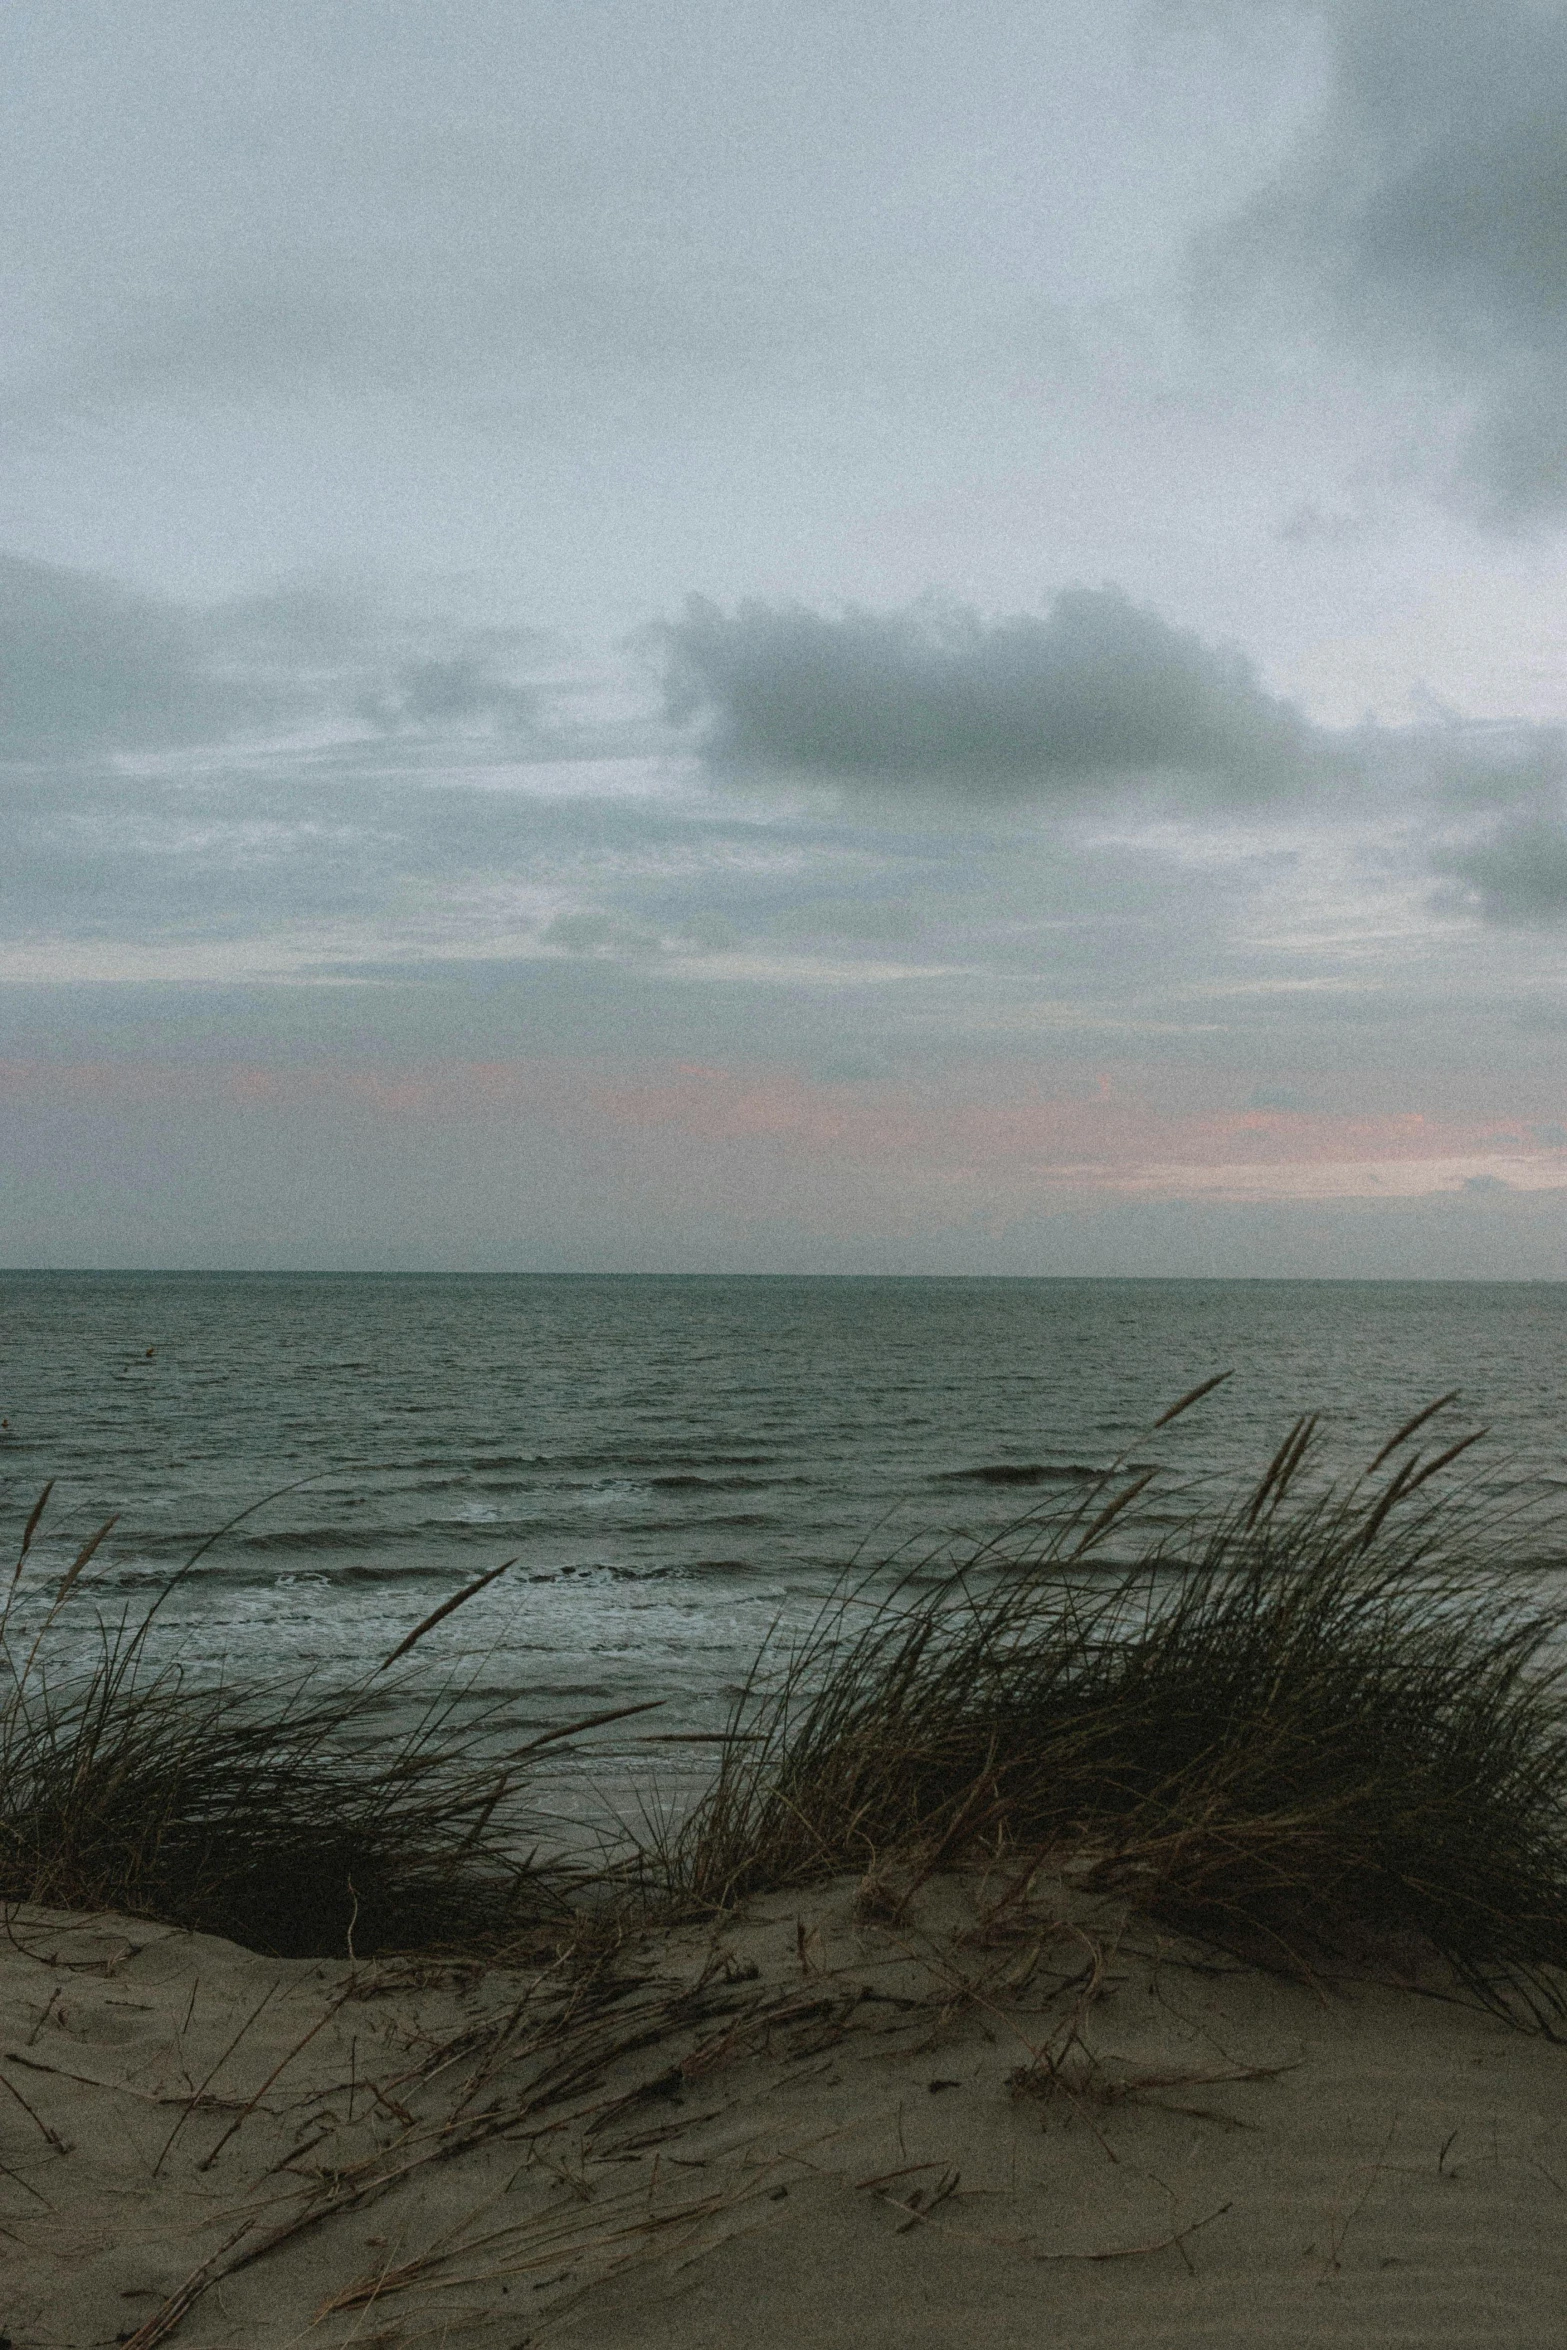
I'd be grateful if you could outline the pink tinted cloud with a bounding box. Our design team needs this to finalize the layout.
[0,1057,575,1121]
[594,1062,1567,1201]
[6,1054,1566,1210]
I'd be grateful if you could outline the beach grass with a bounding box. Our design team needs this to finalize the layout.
[657,1388,1567,2025]
[0,1491,620,1957]
[7,1387,1567,2021]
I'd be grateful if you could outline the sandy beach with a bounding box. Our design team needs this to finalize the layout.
[3,1864,1564,2350]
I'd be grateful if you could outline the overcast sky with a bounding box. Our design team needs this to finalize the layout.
[8,0,1567,1274]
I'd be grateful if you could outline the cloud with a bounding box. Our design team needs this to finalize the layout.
[10,255,808,424]
[1246,1084,1315,1111]
[0,555,557,757]
[354,654,537,735]
[1423,721,1567,812]
[542,910,663,958]
[662,588,1326,799]
[0,745,715,962]
[0,554,241,754]
[1274,501,1366,547]
[1206,0,1567,523]
[1435,814,1567,924]
[1418,714,1567,920]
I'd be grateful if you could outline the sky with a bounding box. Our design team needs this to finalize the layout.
[8,0,1567,1275]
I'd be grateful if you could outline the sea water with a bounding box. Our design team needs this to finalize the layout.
[4,1273,1567,1822]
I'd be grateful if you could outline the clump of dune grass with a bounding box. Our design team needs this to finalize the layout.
[663,1385,1567,2025]
[0,1486,649,1958]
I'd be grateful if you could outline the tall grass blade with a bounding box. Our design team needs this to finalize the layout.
[1367,1392,1461,1476]
[1150,1372,1233,1430]
[13,1484,53,1580]
[378,1557,520,1671]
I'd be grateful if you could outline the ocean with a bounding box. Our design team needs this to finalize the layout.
[5,1273,1567,1821]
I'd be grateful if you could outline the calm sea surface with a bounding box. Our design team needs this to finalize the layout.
[5,1274,1567,1819]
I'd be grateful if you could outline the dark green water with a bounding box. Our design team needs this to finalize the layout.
[4,1274,1566,1773]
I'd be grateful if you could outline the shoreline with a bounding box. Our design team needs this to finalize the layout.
[5,1865,1566,2349]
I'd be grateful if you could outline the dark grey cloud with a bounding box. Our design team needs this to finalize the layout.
[1207,0,1567,523]
[0,554,242,754]
[662,588,1326,798]
[1435,815,1567,925]
[357,655,536,734]
[1423,720,1567,812]
[0,555,555,756]
[1414,718,1567,924]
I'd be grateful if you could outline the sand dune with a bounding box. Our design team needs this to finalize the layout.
[2,1866,1565,2349]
